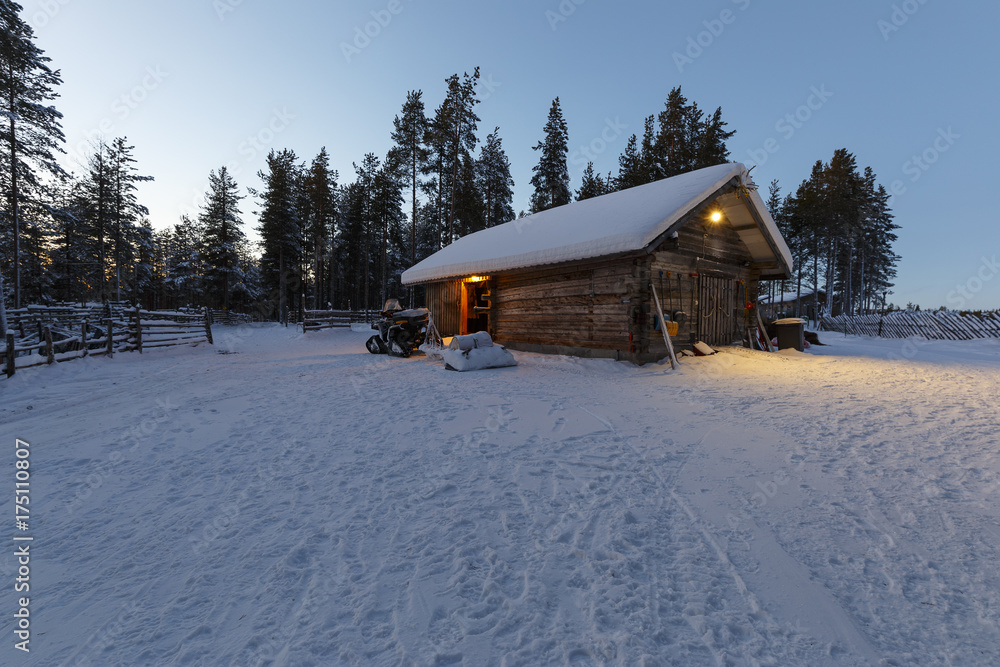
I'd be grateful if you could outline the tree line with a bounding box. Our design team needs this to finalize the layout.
[766,148,900,318]
[1,0,899,322]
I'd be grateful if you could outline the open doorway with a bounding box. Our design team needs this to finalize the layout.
[461,277,491,335]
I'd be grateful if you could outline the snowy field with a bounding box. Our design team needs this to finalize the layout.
[2,324,1000,665]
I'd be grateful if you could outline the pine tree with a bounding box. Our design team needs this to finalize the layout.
[353,153,380,311]
[46,177,88,302]
[432,69,480,245]
[389,90,429,272]
[199,166,245,310]
[529,97,570,213]
[653,87,694,178]
[107,137,152,303]
[639,115,657,183]
[372,154,405,305]
[255,149,303,323]
[79,140,114,301]
[453,153,483,238]
[301,148,338,309]
[782,151,899,318]
[576,161,606,201]
[476,128,514,228]
[614,134,645,191]
[336,181,366,310]
[0,0,66,308]
[131,219,155,308]
[696,106,735,167]
[163,215,204,308]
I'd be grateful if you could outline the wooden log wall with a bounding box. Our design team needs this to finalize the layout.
[493,257,636,355]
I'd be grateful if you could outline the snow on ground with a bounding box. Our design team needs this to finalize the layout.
[2,325,999,665]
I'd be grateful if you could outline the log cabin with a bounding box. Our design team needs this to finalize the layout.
[401,163,793,364]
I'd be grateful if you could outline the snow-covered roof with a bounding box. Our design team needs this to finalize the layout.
[402,163,793,285]
[760,289,824,304]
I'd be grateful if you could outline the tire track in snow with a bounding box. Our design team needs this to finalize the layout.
[685,347,1000,663]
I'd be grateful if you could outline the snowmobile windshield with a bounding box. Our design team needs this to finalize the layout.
[382,299,403,312]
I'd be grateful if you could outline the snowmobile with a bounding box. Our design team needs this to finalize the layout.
[365,299,430,358]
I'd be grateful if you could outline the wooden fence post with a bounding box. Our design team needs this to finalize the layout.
[203,308,214,345]
[44,326,54,365]
[5,332,14,378]
[106,319,114,358]
[81,320,89,358]
[134,307,143,353]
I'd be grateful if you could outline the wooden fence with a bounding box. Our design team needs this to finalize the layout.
[820,310,1000,340]
[2,308,213,379]
[208,310,253,326]
[301,310,370,332]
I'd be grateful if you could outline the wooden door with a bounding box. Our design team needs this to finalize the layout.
[697,275,739,346]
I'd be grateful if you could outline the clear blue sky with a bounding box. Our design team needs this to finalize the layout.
[26,0,1000,310]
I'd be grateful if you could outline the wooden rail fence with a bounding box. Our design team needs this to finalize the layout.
[2,308,214,379]
[301,310,369,333]
[820,310,1000,340]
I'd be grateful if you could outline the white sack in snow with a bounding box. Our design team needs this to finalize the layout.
[448,331,493,350]
[441,345,517,371]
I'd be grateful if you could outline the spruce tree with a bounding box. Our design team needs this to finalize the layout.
[80,140,113,301]
[696,107,735,167]
[576,162,606,201]
[476,128,514,228]
[615,135,645,191]
[164,215,205,308]
[107,137,152,303]
[0,0,65,308]
[529,97,570,213]
[453,153,484,238]
[199,166,245,310]
[432,69,480,245]
[653,87,694,178]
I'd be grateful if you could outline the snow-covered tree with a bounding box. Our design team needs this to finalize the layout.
[107,137,152,303]
[0,0,66,308]
[199,166,245,310]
